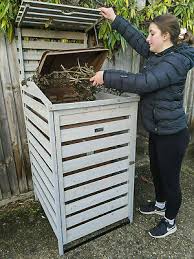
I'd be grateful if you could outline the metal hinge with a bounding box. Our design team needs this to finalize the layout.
[129,161,135,165]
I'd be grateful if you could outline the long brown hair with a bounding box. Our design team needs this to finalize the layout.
[152,14,194,45]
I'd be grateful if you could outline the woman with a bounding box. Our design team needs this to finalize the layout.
[90,7,194,238]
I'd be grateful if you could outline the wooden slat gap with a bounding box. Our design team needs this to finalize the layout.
[67,205,127,230]
[31,152,54,188]
[33,183,57,233]
[23,90,44,104]
[61,116,129,129]
[18,7,100,19]
[20,40,84,50]
[19,28,85,40]
[62,130,129,146]
[29,136,51,160]
[33,172,56,216]
[65,182,128,205]
[32,162,55,203]
[62,143,129,161]
[18,1,100,13]
[24,12,97,22]
[64,169,128,191]
[63,156,129,176]
[28,119,50,141]
[22,19,92,25]
[21,37,84,44]
[29,144,53,178]
[25,104,48,123]
[66,193,128,218]
[27,118,49,141]
[94,143,129,154]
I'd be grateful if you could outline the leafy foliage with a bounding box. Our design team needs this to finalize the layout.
[0,0,193,51]
[0,0,20,41]
[97,0,194,55]
[98,0,145,54]
[146,0,194,32]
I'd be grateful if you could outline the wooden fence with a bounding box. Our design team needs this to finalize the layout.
[184,69,194,139]
[0,34,32,200]
[0,34,193,201]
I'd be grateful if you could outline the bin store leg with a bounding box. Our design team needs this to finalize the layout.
[34,189,38,201]
[58,240,64,256]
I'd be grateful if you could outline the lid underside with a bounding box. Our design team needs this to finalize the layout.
[38,48,109,76]
[15,0,102,32]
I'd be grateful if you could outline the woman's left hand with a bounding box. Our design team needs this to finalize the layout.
[90,71,104,86]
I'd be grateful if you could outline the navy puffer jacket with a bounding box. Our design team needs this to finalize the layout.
[103,16,194,135]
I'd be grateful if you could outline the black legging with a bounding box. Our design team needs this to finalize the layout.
[149,128,190,219]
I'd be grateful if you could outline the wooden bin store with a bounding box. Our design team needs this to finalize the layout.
[16,1,140,255]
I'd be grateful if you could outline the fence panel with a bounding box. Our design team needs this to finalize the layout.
[0,34,31,200]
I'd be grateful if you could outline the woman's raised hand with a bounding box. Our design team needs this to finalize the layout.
[99,7,116,22]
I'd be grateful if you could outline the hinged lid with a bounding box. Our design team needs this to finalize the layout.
[15,0,102,32]
[37,48,108,76]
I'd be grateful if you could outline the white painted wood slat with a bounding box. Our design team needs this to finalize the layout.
[17,41,84,50]
[67,206,128,243]
[62,132,130,158]
[33,183,57,237]
[25,12,96,23]
[26,120,51,154]
[24,62,39,72]
[66,195,128,228]
[21,21,87,31]
[63,145,129,173]
[23,50,45,61]
[31,155,54,200]
[25,72,35,79]
[18,0,101,13]
[22,81,51,106]
[64,159,129,187]
[32,162,55,206]
[65,184,128,215]
[61,119,131,143]
[23,94,48,120]
[23,17,92,26]
[59,107,132,126]
[28,132,52,169]
[65,171,128,202]
[25,108,49,136]
[20,28,85,40]
[32,169,56,221]
[53,98,135,113]
[29,145,53,182]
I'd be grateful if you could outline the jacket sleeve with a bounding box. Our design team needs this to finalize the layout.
[111,16,150,58]
[103,55,190,95]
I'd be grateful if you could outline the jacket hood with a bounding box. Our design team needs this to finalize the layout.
[174,43,194,68]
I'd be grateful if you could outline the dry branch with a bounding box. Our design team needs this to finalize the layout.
[32,59,98,103]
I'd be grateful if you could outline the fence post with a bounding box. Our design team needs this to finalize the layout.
[0,33,29,195]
